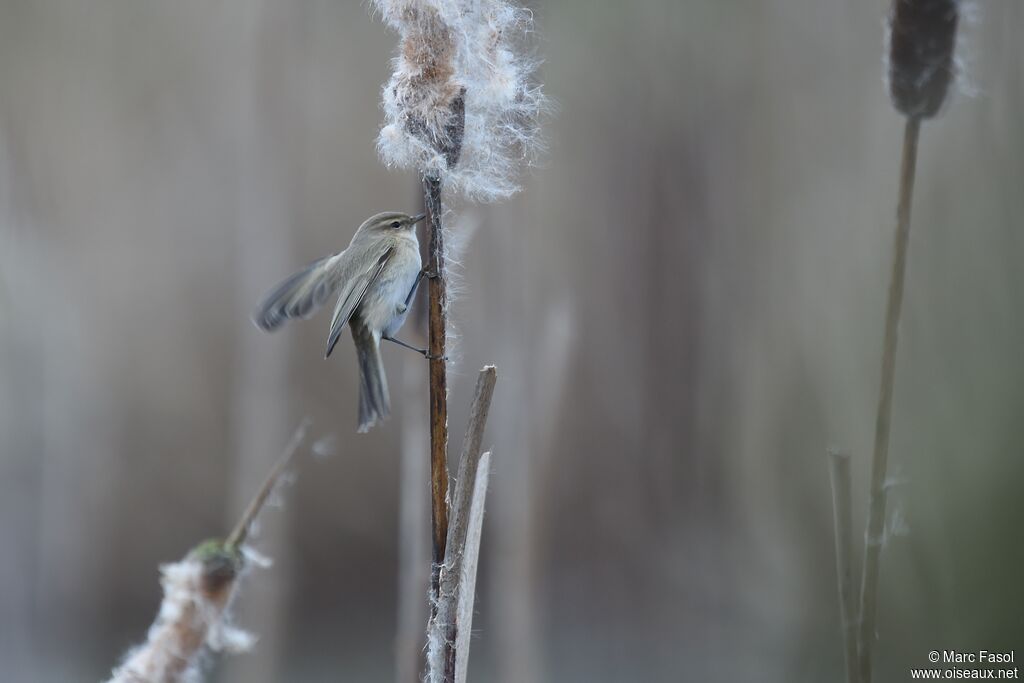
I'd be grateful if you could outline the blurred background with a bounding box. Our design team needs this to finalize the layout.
[1,1,1022,681]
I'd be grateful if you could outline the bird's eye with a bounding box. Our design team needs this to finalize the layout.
[391,221,401,228]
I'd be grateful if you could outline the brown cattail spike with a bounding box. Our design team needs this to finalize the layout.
[889,0,959,118]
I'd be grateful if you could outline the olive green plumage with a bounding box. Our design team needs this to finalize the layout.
[254,211,425,432]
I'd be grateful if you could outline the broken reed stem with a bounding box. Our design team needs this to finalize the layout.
[427,366,497,683]
[453,450,491,683]
[225,417,311,550]
[424,174,451,610]
[828,449,860,683]
[445,367,498,564]
[858,116,920,683]
[441,366,497,680]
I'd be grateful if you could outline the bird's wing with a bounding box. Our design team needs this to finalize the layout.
[324,244,395,358]
[252,253,344,332]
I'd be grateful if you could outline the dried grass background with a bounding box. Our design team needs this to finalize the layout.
[0,1,1022,681]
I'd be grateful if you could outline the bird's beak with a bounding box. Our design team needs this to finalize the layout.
[410,212,427,225]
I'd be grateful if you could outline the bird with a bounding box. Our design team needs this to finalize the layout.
[253,211,427,432]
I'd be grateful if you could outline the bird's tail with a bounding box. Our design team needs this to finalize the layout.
[353,325,390,433]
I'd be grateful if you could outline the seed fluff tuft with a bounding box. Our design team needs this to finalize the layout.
[107,545,254,683]
[374,0,547,201]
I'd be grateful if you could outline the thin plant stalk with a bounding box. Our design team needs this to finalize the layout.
[225,417,311,550]
[828,449,860,683]
[855,0,957,676]
[423,174,451,608]
[858,116,920,682]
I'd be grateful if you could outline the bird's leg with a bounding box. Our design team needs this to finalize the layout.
[386,268,448,360]
[403,269,426,309]
[383,335,446,361]
[383,335,426,355]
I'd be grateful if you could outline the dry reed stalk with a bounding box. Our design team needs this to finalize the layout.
[858,115,920,683]
[453,450,492,683]
[424,172,456,606]
[858,3,958,680]
[828,449,860,683]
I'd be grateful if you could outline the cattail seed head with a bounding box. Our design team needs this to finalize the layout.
[374,0,547,200]
[107,542,253,683]
[888,0,959,118]
[191,539,244,597]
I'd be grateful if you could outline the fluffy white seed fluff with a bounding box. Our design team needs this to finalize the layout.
[374,0,546,200]
[107,558,253,683]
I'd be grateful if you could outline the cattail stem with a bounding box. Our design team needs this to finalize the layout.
[828,449,860,683]
[858,116,920,682]
[423,174,451,608]
[442,367,497,679]
[225,418,311,551]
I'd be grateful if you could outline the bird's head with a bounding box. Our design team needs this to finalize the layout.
[360,211,427,234]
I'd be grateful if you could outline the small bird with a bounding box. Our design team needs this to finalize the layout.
[253,211,427,432]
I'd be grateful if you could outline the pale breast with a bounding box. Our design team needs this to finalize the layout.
[357,235,421,336]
